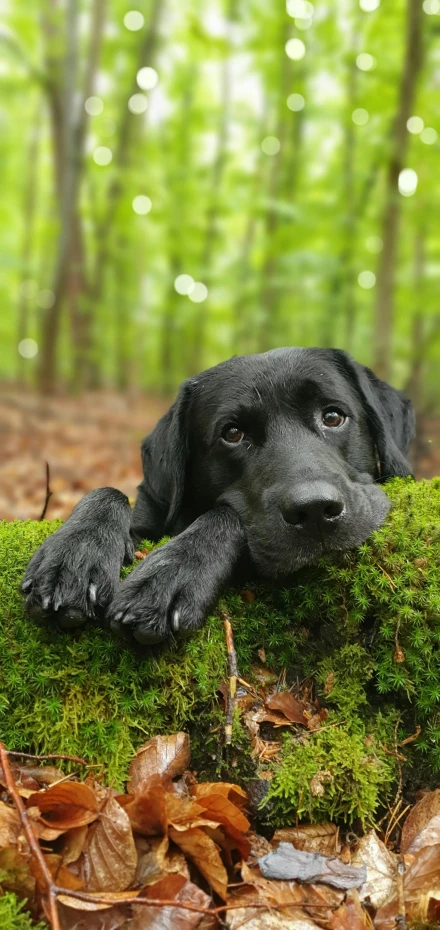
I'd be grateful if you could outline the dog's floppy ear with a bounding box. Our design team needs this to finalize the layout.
[139,380,193,532]
[331,350,416,480]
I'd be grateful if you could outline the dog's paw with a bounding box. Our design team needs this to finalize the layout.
[21,528,133,630]
[108,540,218,645]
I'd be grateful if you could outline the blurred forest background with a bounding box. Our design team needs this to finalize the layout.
[1,0,440,520]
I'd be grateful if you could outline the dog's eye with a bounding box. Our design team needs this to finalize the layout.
[322,410,345,428]
[222,425,245,444]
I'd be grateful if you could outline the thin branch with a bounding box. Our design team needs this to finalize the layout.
[221,609,238,746]
[6,749,88,765]
[0,743,61,930]
[38,461,53,520]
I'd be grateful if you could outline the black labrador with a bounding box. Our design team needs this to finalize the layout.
[21,347,415,644]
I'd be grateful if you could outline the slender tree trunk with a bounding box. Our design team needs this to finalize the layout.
[373,0,423,381]
[16,111,42,382]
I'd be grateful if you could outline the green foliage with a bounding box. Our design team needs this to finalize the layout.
[0,894,47,930]
[1,477,440,826]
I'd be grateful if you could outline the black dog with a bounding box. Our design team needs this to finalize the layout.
[21,348,415,644]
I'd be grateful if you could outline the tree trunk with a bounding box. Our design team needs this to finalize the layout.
[16,110,42,383]
[373,0,423,381]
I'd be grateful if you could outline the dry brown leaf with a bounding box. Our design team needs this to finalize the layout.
[165,793,210,829]
[118,780,169,836]
[400,788,440,853]
[352,831,397,909]
[195,793,250,834]
[58,900,131,930]
[0,846,35,899]
[27,781,99,830]
[128,734,191,793]
[226,887,320,930]
[169,826,228,899]
[0,800,21,849]
[58,890,139,910]
[131,874,212,929]
[266,692,307,725]
[375,845,440,927]
[27,805,65,841]
[61,825,89,866]
[239,862,342,926]
[135,835,190,887]
[35,852,84,891]
[191,782,247,809]
[328,890,371,929]
[272,824,339,857]
[82,794,137,892]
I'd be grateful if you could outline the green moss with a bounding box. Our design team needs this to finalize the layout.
[1,478,440,829]
[0,894,47,929]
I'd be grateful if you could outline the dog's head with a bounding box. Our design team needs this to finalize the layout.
[138,348,415,576]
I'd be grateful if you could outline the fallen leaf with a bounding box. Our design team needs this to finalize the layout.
[61,825,89,866]
[0,846,35,899]
[169,826,228,899]
[128,734,191,793]
[58,890,139,910]
[328,890,371,929]
[135,835,190,887]
[400,788,440,853]
[27,781,99,829]
[272,824,339,858]
[131,874,212,929]
[266,692,307,725]
[33,852,84,891]
[0,800,21,849]
[118,779,169,836]
[191,782,247,809]
[375,844,440,927]
[226,889,320,930]
[58,900,131,930]
[82,795,137,892]
[258,843,366,890]
[194,793,250,834]
[235,863,342,928]
[352,831,397,909]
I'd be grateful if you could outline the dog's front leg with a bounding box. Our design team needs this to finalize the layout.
[107,506,246,644]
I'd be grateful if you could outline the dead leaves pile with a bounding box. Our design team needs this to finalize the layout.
[1,735,440,929]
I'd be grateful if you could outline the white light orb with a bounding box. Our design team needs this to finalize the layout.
[286,0,314,16]
[287,93,305,112]
[295,16,313,29]
[366,236,383,254]
[128,93,148,114]
[421,127,438,144]
[136,66,159,90]
[261,135,281,155]
[174,274,194,295]
[356,53,376,71]
[37,289,56,309]
[407,116,424,134]
[18,338,38,359]
[423,0,440,12]
[285,38,306,60]
[188,282,208,303]
[352,108,369,125]
[124,10,144,30]
[360,0,380,10]
[132,195,152,215]
[358,270,376,289]
[93,146,112,165]
[84,96,103,116]
[398,168,418,197]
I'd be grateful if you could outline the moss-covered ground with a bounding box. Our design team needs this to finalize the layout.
[1,478,440,834]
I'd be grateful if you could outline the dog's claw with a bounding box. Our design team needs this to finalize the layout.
[88,583,97,605]
[21,579,32,593]
[42,595,51,610]
[171,609,180,632]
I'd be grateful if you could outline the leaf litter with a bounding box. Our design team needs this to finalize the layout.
[1,729,440,930]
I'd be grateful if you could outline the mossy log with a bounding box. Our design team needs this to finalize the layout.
[1,478,440,829]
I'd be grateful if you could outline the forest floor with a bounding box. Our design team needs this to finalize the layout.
[1,388,439,522]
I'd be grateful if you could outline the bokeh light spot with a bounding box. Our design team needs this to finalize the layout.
[366,236,383,254]
[137,66,159,90]
[132,195,152,215]
[261,135,281,155]
[18,338,38,359]
[19,279,38,299]
[124,10,144,30]
[85,96,103,116]
[287,93,305,111]
[295,17,313,29]
[421,127,438,145]
[128,93,148,114]
[407,115,424,134]
[188,282,208,303]
[356,53,376,71]
[423,0,440,12]
[352,108,369,125]
[358,270,376,289]
[286,0,314,16]
[93,146,112,165]
[37,289,56,309]
[360,0,380,10]
[174,274,194,295]
[398,168,418,196]
[285,38,306,60]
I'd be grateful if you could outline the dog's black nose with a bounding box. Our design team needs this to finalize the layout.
[279,482,345,528]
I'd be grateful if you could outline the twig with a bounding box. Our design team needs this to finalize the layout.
[7,750,88,765]
[0,743,61,930]
[220,609,238,746]
[376,563,397,590]
[39,461,53,520]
